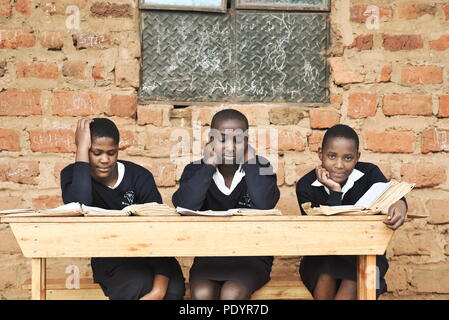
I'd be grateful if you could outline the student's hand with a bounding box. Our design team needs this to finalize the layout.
[75,118,93,163]
[384,200,407,230]
[204,138,218,168]
[315,166,342,192]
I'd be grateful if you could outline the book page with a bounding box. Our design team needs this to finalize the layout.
[354,181,393,208]
[81,204,130,216]
[176,207,233,216]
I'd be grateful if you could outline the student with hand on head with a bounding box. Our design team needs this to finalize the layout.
[172,109,280,300]
[296,124,407,300]
[60,118,185,300]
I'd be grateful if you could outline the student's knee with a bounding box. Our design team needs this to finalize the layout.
[220,281,249,300]
[190,280,219,300]
[335,279,357,300]
[313,273,337,300]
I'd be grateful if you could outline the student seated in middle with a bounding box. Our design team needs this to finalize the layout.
[172,109,280,300]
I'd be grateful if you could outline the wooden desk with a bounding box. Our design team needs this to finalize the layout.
[0,215,394,300]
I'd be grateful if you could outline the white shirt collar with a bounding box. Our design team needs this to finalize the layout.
[213,165,245,196]
[311,168,364,197]
[108,162,125,189]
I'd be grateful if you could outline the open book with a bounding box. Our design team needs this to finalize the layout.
[1,202,177,217]
[302,180,416,216]
[176,207,282,216]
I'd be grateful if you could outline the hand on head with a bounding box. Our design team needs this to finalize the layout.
[75,118,94,162]
[315,166,342,193]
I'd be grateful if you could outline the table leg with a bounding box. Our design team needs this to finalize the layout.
[357,255,376,300]
[31,258,46,300]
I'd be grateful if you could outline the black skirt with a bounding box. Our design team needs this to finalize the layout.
[189,256,273,296]
[299,254,389,299]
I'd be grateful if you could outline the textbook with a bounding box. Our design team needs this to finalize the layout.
[1,202,177,217]
[301,180,416,216]
[176,207,282,216]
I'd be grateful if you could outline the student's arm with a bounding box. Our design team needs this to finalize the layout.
[242,156,280,209]
[172,162,216,210]
[60,162,93,205]
[296,179,319,215]
[60,119,95,205]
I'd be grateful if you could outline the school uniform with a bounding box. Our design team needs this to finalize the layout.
[295,161,404,299]
[60,160,185,300]
[172,156,280,297]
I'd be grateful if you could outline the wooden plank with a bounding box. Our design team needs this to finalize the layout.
[46,289,108,300]
[31,258,46,300]
[10,220,393,258]
[357,255,377,300]
[1,215,388,224]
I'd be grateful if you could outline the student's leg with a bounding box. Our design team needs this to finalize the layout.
[163,260,186,300]
[190,280,221,300]
[334,279,357,300]
[313,273,338,300]
[220,280,249,300]
[100,261,155,300]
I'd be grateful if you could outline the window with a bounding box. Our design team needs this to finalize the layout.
[139,0,329,103]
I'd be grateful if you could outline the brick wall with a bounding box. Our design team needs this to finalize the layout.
[0,0,449,299]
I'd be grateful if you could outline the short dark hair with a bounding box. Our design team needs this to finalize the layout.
[211,109,249,130]
[322,124,359,150]
[90,118,120,145]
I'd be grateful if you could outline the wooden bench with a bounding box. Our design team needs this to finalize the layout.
[22,278,313,300]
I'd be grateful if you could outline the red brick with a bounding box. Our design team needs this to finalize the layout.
[0,128,20,151]
[52,91,102,116]
[275,160,285,186]
[275,195,300,215]
[107,92,137,117]
[232,106,270,126]
[328,57,364,85]
[400,163,446,187]
[143,160,176,187]
[90,2,132,18]
[15,0,31,16]
[39,31,64,49]
[445,4,449,20]
[429,35,449,51]
[364,131,415,153]
[29,129,76,153]
[269,107,305,125]
[309,109,340,129]
[62,60,87,79]
[308,130,325,152]
[383,94,433,116]
[377,163,392,180]
[348,93,378,118]
[0,89,42,116]
[398,2,436,20]
[349,34,373,51]
[438,95,449,117]
[383,34,423,51]
[72,32,111,49]
[32,195,63,209]
[53,161,72,185]
[276,127,305,151]
[426,199,449,224]
[295,164,317,184]
[0,29,35,49]
[401,66,443,84]
[118,130,136,150]
[350,5,392,23]
[16,61,59,79]
[391,229,437,256]
[0,159,39,184]
[115,59,139,88]
[137,105,164,126]
[144,128,176,157]
[411,266,449,293]
[330,94,343,110]
[40,0,88,15]
[0,0,12,17]
[421,129,449,154]
[377,65,392,83]
[92,62,105,80]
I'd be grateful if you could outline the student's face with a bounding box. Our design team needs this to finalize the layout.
[89,137,119,181]
[209,119,248,165]
[318,137,360,185]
